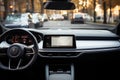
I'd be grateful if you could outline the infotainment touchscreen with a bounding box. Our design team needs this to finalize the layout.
[43,35,76,48]
[51,36,73,47]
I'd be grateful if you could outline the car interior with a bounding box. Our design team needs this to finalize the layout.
[0,0,120,80]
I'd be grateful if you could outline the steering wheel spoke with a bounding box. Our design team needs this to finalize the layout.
[8,58,22,70]
[25,47,35,55]
[0,47,8,56]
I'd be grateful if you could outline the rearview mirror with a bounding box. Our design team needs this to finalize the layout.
[43,1,75,10]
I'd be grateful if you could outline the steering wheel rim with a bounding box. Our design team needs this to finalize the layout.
[0,29,38,70]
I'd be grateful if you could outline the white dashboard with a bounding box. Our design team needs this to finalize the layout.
[38,40,120,50]
[1,29,120,58]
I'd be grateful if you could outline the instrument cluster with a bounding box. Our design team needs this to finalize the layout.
[5,32,42,46]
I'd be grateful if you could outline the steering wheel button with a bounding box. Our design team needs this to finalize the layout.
[26,48,33,53]
[0,48,7,53]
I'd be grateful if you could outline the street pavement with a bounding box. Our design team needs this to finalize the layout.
[39,20,117,30]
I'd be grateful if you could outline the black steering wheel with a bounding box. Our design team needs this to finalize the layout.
[0,29,38,70]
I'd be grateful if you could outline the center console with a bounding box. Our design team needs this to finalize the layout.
[43,35,75,80]
[45,64,74,80]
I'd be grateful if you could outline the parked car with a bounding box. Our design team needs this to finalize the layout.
[81,13,93,22]
[50,14,64,20]
[42,14,49,21]
[4,13,35,28]
[96,16,104,22]
[32,13,43,28]
[71,13,84,24]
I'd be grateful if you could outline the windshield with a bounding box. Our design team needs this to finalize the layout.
[5,15,21,23]
[75,14,82,18]
[1,0,120,30]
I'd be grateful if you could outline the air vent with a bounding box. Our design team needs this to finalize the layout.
[39,52,80,57]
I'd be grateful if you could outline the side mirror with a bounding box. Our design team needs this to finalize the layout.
[43,1,75,10]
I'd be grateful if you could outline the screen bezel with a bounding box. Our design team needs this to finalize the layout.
[43,35,76,48]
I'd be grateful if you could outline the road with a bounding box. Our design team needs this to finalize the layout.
[40,20,116,30]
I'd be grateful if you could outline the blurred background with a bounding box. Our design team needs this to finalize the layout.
[0,0,120,24]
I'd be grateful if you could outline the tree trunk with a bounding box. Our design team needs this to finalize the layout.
[18,2,22,13]
[31,0,34,12]
[26,0,30,12]
[93,0,96,22]
[3,0,9,19]
[103,1,107,24]
[108,0,112,23]
[39,0,44,14]
[109,0,112,18]
[119,10,120,19]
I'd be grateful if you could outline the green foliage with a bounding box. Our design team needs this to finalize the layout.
[102,0,120,8]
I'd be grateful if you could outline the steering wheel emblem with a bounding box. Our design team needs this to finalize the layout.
[7,44,24,58]
[10,46,19,56]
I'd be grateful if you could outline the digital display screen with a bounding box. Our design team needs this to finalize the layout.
[51,36,73,47]
[43,35,76,48]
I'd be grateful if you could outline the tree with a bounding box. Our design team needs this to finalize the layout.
[103,0,107,24]
[26,0,30,12]
[31,0,34,12]
[93,0,96,22]
[39,0,44,14]
[3,0,9,19]
[72,0,79,10]
[15,0,25,13]
[100,0,120,23]
[105,0,120,8]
